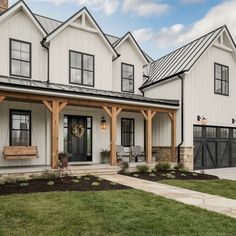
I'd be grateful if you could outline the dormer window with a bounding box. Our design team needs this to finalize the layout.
[10,39,31,78]
[69,50,94,87]
[121,63,134,93]
[214,63,229,96]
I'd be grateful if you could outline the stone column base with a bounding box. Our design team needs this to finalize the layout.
[152,146,176,163]
[179,146,194,171]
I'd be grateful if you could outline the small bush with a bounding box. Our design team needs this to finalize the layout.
[84,177,91,180]
[170,171,176,174]
[110,182,117,186]
[149,173,156,177]
[72,179,80,184]
[192,173,198,176]
[180,173,187,177]
[97,178,103,182]
[4,177,17,184]
[17,177,28,182]
[91,182,100,186]
[19,182,29,187]
[136,164,149,173]
[119,161,129,174]
[133,174,139,177]
[0,179,6,185]
[156,162,171,171]
[166,173,176,179]
[47,181,55,186]
[174,163,185,171]
[161,173,167,177]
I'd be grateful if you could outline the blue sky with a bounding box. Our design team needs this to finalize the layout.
[10,0,236,59]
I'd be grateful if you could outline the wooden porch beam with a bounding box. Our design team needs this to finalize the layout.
[116,107,123,116]
[42,100,53,113]
[168,112,174,121]
[0,90,177,114]
[0,96,5,103]
[103,106,112,118]
[141,110,148,120]
[59,102,67,112]
[110,106,118,166]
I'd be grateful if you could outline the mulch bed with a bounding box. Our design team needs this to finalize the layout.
[0,175,130,196]
[121,170,219,182]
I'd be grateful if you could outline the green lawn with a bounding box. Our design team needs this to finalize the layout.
[0,190,236,236]
[160,179,236,200]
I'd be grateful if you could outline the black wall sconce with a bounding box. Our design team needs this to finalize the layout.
[232,118,235,124]
[197,115,207,125]
[101,117,107,129]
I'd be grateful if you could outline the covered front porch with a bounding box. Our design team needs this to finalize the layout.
[0,79,178,170]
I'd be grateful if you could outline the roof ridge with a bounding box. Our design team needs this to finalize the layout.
[151,25,225,65]
[34,13,63,23]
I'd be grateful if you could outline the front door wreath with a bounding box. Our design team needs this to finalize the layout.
[72,124,85,138]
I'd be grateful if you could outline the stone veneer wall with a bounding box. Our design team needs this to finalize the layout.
[153,146,194,170]
[152,146,176,163]
[179,147,194,170]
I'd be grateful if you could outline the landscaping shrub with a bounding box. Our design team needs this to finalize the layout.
[72,179,80,184]
[166,173,176,179]
[91,182,100,186]
[136,164,149,173]
[174,163,185,171]
[0,179,5,186]
[119,161,129,174]
[47,181,55,186]
[19,183,29,187]
[156,162,171,171]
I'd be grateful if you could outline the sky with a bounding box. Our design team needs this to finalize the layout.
[9,0,236,60]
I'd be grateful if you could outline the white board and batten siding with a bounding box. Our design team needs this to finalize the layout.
[144,78,182,146]
[184,44,236,146]
[0,10,47,81]
[49,26,113,90]
[0,101,50,167]
[113,39,145,94]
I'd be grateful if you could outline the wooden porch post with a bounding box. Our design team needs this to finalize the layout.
[168,112,176,161]
[103,106,122,166]
[141,110,156,164]
[0,96,6,103]
[43,100,67,169]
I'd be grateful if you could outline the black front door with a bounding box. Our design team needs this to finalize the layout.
[67,116,92,162]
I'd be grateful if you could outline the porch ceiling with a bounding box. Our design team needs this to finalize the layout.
[0,76,179,113]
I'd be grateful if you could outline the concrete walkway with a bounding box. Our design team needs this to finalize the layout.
[101,174,236,219]
[197,167,236,181]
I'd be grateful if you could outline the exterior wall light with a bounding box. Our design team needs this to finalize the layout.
[101,117,107,129]
[232,118,235,124]
[197,115,207,125]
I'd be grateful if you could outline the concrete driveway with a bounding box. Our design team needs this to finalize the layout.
[200,167,236,181]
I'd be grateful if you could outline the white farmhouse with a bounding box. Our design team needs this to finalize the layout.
[0,0,235,173]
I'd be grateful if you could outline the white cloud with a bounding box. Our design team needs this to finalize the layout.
[133,28,154,42]
[122,0,169,17]
[134,0,236,50]
[180,0,206,4]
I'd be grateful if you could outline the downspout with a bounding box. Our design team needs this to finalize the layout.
[41,38,50,83]
[177,74,184,163]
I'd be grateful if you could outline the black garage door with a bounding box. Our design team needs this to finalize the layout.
[194,125,236,170]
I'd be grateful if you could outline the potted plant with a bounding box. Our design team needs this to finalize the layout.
[100,149,110,164]
[58,152,70,169]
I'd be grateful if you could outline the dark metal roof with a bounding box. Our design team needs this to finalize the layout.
[141,25,225,89]
[0,76,179,107]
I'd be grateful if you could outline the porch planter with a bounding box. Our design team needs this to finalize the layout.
[100,150,110,164]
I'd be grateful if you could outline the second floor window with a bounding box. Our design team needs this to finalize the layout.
[214,63,229,96]
[10,39,31,78]
[121,63,134,93]
[69,50,94,86]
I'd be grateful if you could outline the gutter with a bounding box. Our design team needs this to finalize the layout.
[41,38,50,83]
[177,74,184,163]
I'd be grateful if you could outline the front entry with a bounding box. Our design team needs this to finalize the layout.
[64,115,92,162]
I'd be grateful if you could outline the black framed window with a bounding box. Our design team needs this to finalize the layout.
[69,50,94,86]
[121,63,134,93]
[121,118,134,147]
[10,110,31,146]
[214,63,229,95]
[10,39,31,78]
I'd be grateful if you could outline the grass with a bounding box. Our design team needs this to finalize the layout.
[0,190,236,236]
[160,179,236,200]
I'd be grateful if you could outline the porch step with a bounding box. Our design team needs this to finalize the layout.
[69,164,120,176]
